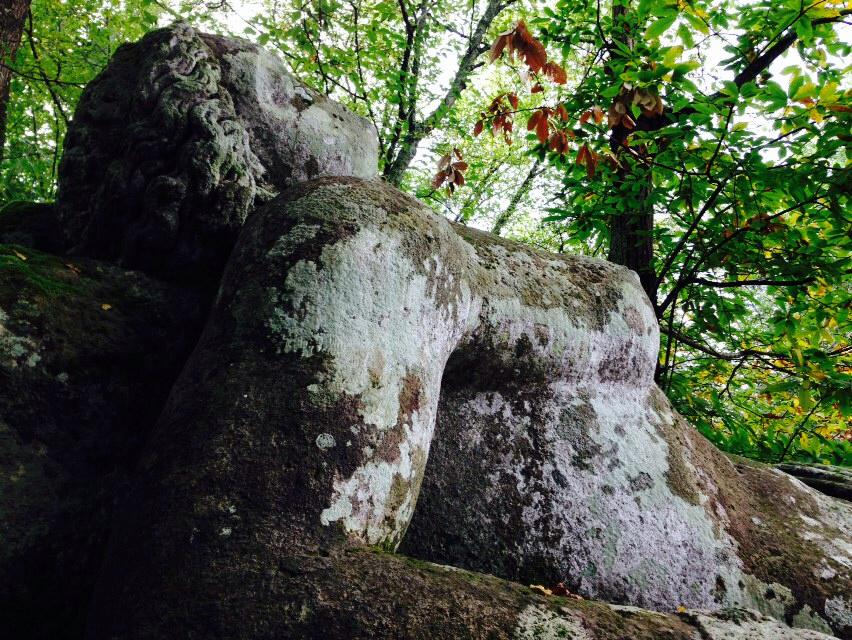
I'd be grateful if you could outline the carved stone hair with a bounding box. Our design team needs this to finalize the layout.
[57,23,377,279]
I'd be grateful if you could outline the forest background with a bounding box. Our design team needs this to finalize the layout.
[0,0,849,464]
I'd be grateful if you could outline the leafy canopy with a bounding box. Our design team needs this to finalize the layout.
[469,0,851,464]
[1,0,849,465]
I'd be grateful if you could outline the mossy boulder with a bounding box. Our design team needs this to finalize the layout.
[86,177,850,638]
[0,243,207,639]
[90,545,837,639]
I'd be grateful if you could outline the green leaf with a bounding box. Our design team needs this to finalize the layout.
[795,16,813,41]
[720,80,739,97]
[662,45,684,67]
[798,387,815,410]
[645,14,677,40]
[792,82,817,101]
[683,12,709,34]
[677,23,694,48]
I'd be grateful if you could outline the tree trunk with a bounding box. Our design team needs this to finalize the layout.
[606,2,658,308]
[382,0,513,186]
[491,157,543,236]
[0,0,30,164]
[607,183,657,308]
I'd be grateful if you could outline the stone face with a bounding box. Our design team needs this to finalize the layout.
[0,243,206,640]
[57,23,378,278]
[86,177,850,638]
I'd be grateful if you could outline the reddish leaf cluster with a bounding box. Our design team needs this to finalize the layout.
[527,106,572,156]
[431,148,468,195]
[479,21,626,179]
[576,143,599,178]
[607,88,664,132]
[549,129,572,154]
[579,106,604,125]
[489,20,566,82]
[633,88,665,117]
[473,92,519,144]
[527,107,552,143]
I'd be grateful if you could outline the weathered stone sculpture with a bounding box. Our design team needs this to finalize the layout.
[86,177,850,638]
[2,24,850,640]
[57,23,378,278]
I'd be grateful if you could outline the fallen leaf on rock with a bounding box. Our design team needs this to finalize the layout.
[552,582,583,599]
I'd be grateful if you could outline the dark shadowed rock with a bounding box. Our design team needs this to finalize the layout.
[87,177,851,639]
[91,544,839,639]
[0,201,66,254]
[0,243,206,640]
[57,23,378,279]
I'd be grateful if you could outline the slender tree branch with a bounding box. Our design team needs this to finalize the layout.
[733,8,852,88]
[492,157,544,235]
[24,11,67,126]
[383,0,516,184]
[688,276,816,288]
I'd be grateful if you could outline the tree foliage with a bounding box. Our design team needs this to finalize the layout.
[472,0,851,463]
[0,0,160,201]
[0,0,849,465]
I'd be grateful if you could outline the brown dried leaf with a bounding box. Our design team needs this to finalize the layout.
[535,111,549,143]
[527,110,543,131]
[607,104,621,128]
[513,21,547,73]
[489,34,509,62]
[529,584,553,597]
[576,144,589,167]
[549,130,569,155]
[431,169,447,189]
[586,150,598,178]
[543,61,567,84]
